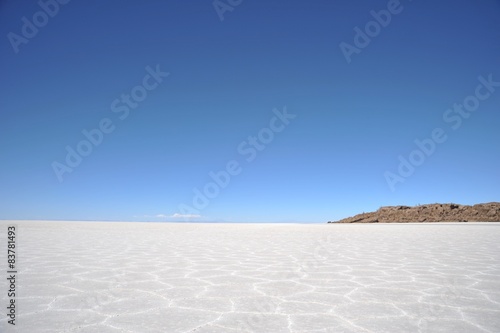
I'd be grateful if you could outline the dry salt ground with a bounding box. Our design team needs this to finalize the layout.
[0,221,499,333]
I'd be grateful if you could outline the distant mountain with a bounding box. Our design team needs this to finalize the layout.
[328,202,500,223]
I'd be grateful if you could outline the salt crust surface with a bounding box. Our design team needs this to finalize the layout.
[1,221,499,332]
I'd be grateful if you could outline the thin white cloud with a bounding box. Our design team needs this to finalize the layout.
[138,213,203,219]
[170,213,202,219]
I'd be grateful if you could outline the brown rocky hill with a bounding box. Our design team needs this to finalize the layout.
[328,202,500,223]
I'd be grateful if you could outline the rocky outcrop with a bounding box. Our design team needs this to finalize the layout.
[328,202,500,223]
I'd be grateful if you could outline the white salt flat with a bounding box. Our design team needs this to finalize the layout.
[1,221,499,333]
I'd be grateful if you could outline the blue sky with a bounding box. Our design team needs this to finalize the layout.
[1,0,499,223]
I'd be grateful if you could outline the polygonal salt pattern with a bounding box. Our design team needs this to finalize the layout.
[0,221,499,332]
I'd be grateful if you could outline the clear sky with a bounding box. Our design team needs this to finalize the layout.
[1,0,499,223]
